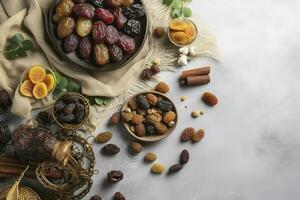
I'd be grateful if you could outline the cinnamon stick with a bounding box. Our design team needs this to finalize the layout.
[180,66,210,79]
[180,75,210,86]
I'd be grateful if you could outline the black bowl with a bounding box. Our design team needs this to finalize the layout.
[45,0,149,71]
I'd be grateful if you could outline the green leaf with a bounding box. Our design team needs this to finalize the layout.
[183,7,192,17]
[53,72,61,84]
[22,40,34,50]
[183,0,192,2]
[102,97,112,105]
[17,48,27,57]
[171,8,182,18]
[4,44,19,60]
[53,87,66,98]
[171,0,182,9]
[57,76,69,89]
[11,33,24,46]
[66,80,81,92]
[94,97,104,106]
[163,0,173,5]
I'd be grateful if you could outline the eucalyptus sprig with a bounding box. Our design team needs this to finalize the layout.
[163,0,192,18]
[2,33,34,60]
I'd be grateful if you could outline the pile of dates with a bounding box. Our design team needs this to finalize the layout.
[53,0,146,66]
[54,93,86,125]
[122,92,177,137]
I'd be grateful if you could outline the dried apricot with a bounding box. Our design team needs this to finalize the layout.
[151,163,165,174]
[20,80,34,97]
[28,65,46,84]
[185,23,197,42]
[170,31,188,45]
[43,74,55,92]
[169,19,188,31]
[32,82,48,99]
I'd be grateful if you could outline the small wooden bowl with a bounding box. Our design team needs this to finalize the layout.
[168,18,198,47]
[52,92,90,129]
[122,91,178,142]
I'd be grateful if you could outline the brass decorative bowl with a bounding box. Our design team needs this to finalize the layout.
[0,185,41,200]
[45,0,149,71]
[52,92,90,129]
[122,91,178,142]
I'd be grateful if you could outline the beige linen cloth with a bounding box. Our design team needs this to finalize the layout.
[0,0,218,131]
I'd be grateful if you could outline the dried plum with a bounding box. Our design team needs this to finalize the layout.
[122,4,145,19]
[105,26,119,45]
[88,0,104,8]
[109,45,123,61]
[79,36,92,59]
[157,99,173,112]
[64,33,79,53]
[124,19,141,35]
[136,95,150,109]
[145,123,156,135]
[117,33,135,54]
[114,7,127,29]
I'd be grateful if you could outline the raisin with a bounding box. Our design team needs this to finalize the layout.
[79,36,92,59]
[107,170,123,183]
[64,33,79,53]
[109,45,123,61]
[124,19,141,35]
[72,3,95,19]
[105,26,119,45]
[101,144,120,155]
[95,8,114,24]
[145,123,156,135]
[0,90,12,110]
[114,7,127,29]
[157,99,173,112]
[92,21,107,43]
[113,192,126,200]
[136,95,150,109]
[117,33,135,54]
[122,4,145,19]
[140,68,152,81]
[88,0,104,8]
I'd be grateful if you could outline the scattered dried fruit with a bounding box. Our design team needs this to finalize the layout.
[96,131,112,143]
[130,142,143,154]
[151,163,165,174]
[90,195,102,200]
[113,192,126,200]
[154,27,165,38]
[192,129,205,143]
[101,144,120,155]
[155,81,170,94]
[191,110,200,118]
[107,170,123,183]
[181,127,195,142]
[202,92,218,106]
[144,152,157,162]
[110,112,121,124]
[180,149,189,165]
[180,96,187,102]
[168,164,183,174]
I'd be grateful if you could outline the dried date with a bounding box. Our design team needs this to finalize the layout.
[92,21,107,43]
[79,36,92,59]
[72,3,95,19]
[105,26,119,45]
[53,0,74,22]
[94,43,110,65]
[114,7,127,29]
[64,33,79,53]
[117,33,135,54]
[57,17,75,38]
[95,8,114,24]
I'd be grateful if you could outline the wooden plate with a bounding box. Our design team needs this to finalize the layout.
[122,91,178,142]
[45,0,149,71]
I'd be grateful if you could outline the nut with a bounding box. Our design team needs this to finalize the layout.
[128,99,137,110]
[151,163,165,174]
[192,129,205,143]
[154,27,165,38]
[155,81,170,94]
[144,152,157,162]
[135,123,146,137]
[191,110,200,118]
[202,92,218,106]
[181,127,195,142]
[96,131,112,143]
[146,113,162,124]
[122,112,133,122]
[154,123,168,135]
[110,112,121,124]
[130,142,143,154]
[131,114,144,125]
[146,94,158,105]
[147,109,153,115]
[180,149,189,165]
[163,111,176,126]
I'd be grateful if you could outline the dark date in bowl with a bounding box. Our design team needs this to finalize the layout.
[45,0,149,71]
